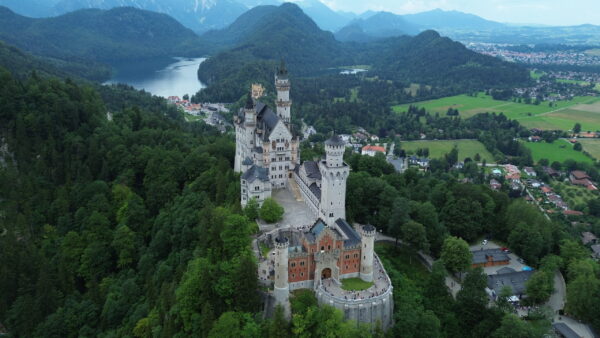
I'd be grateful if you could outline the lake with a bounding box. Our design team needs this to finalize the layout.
[105,57,206,98]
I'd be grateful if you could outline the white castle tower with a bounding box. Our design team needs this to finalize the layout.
[360,224,376,282]
[275,60,291,126]
[319,134,350,225]
[273,233,290,315]
[234,94,256,173]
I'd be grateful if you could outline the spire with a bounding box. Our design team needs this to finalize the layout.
[278,59,288,77]
[245,92,254,109]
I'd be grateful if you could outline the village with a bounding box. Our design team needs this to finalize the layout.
[166,95,232,132]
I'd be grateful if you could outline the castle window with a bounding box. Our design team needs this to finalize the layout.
[329,213,334,217]
[300,261,305,266]
[291,262,295,267]
[321,246,324,251]
[301,272,304,277]
[345,255,349,259]
[292,274,295,278]
[328,245,331,250]
[255,186,260,191]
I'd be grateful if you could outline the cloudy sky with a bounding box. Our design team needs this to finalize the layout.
[319,0,600,26]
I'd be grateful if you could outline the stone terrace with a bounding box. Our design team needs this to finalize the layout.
[317,255,392,302]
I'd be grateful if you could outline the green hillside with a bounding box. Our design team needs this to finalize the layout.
[0,6,203,63]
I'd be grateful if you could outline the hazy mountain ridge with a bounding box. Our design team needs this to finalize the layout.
[0,0,248,33]
[0,6,203,62]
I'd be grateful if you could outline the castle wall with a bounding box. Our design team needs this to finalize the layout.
[315,254,394,330]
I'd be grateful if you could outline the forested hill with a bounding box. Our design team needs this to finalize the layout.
[0,6,205,63]
[198,3,349,84]
[195,4,528,102]
[0,40,110,81]
[366,30,529,89]
[0,67,260,336]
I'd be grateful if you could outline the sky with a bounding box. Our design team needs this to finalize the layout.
[319,0,600,26]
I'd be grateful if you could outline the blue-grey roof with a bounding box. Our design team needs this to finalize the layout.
[241,165,269,183]
[242,157,253,165]
[255,102,280,139]
[553,323,581,338]
[304,161,321,179]
[254,147,263,154]
[335,218,361,247]
[325,134,345,147]
[310,219,327,237]
[309,183,321,200]
[487,270,533,296]
[362,224,375,232]
[496,267,516,274]
[472,248,509,265]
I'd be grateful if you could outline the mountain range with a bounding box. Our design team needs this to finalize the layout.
[0,6,204,63]
[195,3,528,102]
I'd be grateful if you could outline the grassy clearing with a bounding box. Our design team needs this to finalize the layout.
[522,139,594,164]
[578,139,600,160]
[551,181,598,208]
[401,140,495,162]
[393,93,600,131]
[375,243,430,286]
[341,278,373,291]
[585,49,600,56]
[530,70,547,80]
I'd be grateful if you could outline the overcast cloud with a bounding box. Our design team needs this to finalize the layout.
[318,0,600,26]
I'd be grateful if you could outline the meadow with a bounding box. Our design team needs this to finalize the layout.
[400,139,495,162]
[577,139,600,160]
[393,93,600,131]
[521,139,594,164]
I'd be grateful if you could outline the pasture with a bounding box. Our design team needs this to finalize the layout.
[393,94,600,131]
[577,139,600,160]
[400,139,495,162]
[522,139,594,164]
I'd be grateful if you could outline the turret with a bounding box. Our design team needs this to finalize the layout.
[275,59,291,125]
[360,224,376,282]
[324,134,345,167]
[273,233,290,308]
[319,134,349,225]
[244,93,256,126]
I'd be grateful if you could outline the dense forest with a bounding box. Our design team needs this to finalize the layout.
[1,67,600,336]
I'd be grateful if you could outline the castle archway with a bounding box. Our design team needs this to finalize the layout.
[321,268,332,279]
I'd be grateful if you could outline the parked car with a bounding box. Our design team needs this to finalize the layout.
[501,247,510,253]
[481,240,488,246]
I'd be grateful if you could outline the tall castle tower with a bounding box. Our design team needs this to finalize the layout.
[275,60,291,126]
[273,233,290,315]
[319,134,349,225]
[360,224,376,282]
[234,94,256,173]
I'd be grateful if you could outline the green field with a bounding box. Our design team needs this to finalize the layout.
[393,93,600,131]
[551,181,598,209]
[522,139,594,164]
[401,139,495,162]
[530,70,546,80]
[578,139,600,160]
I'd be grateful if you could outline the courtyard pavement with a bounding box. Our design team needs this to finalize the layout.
[270,186,316,229]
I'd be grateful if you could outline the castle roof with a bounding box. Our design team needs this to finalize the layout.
[335,219,361,247]
[362,224,375,232]
[309,183,321,200]
[241,165,269,183]
[278,59,288,78]
[303,161,321,179]
[245,93,254,109]
[242,157,253,165]
[325,134,345,147]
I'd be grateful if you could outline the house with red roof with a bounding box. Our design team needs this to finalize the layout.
[361,145,386,157]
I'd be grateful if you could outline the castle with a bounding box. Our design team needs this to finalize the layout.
[234,60,299,206]
[235,62,393,329]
